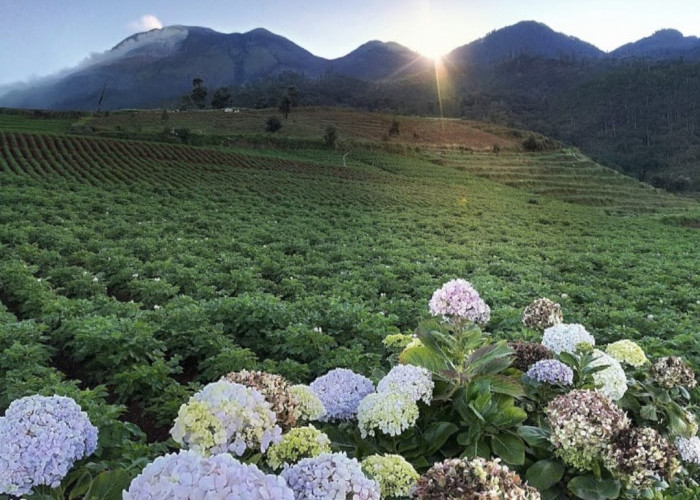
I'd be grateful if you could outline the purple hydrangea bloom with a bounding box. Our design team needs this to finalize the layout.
[0,395,98,496]
[526,359,574,386]
[310,368,375,422]
[429,279,491,324]
[281,452,380,500]
[123,450,294,499]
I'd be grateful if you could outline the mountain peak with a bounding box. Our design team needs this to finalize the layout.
[611,28,700,58]
[448,20,603,64]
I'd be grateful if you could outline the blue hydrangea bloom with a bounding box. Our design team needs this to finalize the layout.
[526,359,574,386]
[124,450,294,499]
[310,368,375,422]
[281,452,380,500]
[0,395,98,496]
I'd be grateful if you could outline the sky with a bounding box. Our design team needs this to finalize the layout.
[1,0,699,87]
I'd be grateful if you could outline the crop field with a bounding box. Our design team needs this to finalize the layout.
[0,110,698,498]
[86,107,521,149]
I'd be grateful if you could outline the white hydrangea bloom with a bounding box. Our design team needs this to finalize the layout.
[675,436,700,465]
[541,323,595,355]
[590,349,628,401]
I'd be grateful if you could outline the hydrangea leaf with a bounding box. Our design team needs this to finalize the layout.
[491,432,525,465]
[526,459,566,491]
[567,476,621,500]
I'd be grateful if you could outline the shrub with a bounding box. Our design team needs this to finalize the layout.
[265,116,282,133]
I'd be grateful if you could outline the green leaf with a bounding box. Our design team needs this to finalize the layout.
[640,404,658,421]
[399,345,451,379]
[490,405,528,428]
[567,475,621,500]
[491,433,525,465]
[477,374,524,397]
[86,469,132,500]
[465,343,514,376]
[518,425,551,449]
[421,421,459,456]
[526,460,566,491]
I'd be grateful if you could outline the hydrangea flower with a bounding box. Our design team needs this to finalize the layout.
[0,395,98,496]
[281,452,380,500]
[123,450,294,500]
[590,350,628,401]
[608,427,679,490]
[170,380,281,456]
[675,436,700,465]
[357,392,419,438]
[310,368,375,422]
[605,340,648,367]
[509,341,553,372]
[222,370,299,430]
[546,390,630,472]
[522,297,563,330]
[289,384,326,422]
[541,323,595,355]
[414,457,540,500]
[361,454,419,498]
[266,425,331,470]
[382,334,415,352]
[377,364,434,404]
[526,359,574,385]
[651,356,697,389]
[428,279,491,324]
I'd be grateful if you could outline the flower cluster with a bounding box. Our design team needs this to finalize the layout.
[546,390,630,472]
[123,450,294,500]
[675,436,700,465]
[522,297,563,330]
[382,333,415,352]
[310,368,375,422]
[289,384,326,422]
[0,395,98,496]
[609,427,679,489]
[222,370,299,430]
[170,380,281,456]
[361,454,419,499]
[414,457,540,500]
[605,340,648,368]
[428,279,491,324]
[265,425,331,470]
[509,341,553,372]
[281,452,380,500]
[590,350,628,401]
[377,364,434,404]
[541,323,595,355]
[526,359,574,386]
[357,392,419,438]
[651,356,697,389]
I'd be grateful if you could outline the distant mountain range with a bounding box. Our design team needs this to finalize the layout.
[2,20,700,111]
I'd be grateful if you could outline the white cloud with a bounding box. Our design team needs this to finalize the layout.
[127,14,163,33]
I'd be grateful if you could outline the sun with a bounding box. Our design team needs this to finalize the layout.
[410,14,451,61]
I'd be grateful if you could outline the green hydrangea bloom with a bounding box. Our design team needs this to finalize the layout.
[289,384,326,422]
[361,454,419,498]
[605,340,648,367]
[265,425,331,470]
[357,393,419,439]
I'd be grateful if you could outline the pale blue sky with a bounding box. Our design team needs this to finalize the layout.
[1,0,699,86]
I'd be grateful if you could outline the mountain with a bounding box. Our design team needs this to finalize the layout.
[0,26,330,110]
[328,41,431,80]
[611,29,700,60]
[447,21,604,65]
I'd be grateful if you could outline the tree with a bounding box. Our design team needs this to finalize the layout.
[279,86,300,119]
[279,95,292,120]
[211,87,232,109]
[323,126,338,148]
[191,78,208,109]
